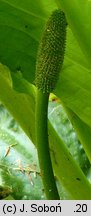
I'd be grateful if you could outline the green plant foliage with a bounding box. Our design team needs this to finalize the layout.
[0,0,47,82]
[0,103,91,199]
[0,0,91,199]
[57,0,91,66]
[0,105,45,200]
[49,101,90,175]
[0,57,91,199]
[0,105,72,200]
[55,27,91,128]
[0,63,36,143]
[1,0,91,130]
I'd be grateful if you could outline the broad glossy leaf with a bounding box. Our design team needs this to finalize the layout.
[58,0,91,66]
[1,0,91,129]
[0,63,35,143]
[0,104,71,200]
[49,102,90,173]
[0,0,48,82]
[63,106,91,163]
[0,1,91,199]
[0,63,91,199]
[0,106,45,200]
[55,28,91,128]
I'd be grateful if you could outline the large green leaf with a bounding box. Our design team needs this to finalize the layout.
[0,106,45,200]
[0,63,35,143]
[0,63,91,199]
[1,0,91,129]
[55,27,91,128]
[0,0,48,82]
[0,0,58,83]
[49,101,90,173]
[0,104,72,200]
[63,106,91,162]
[57,0,91,66]
[0,0,91,199]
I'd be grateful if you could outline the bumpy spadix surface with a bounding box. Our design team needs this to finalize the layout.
[36,9,67,93]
